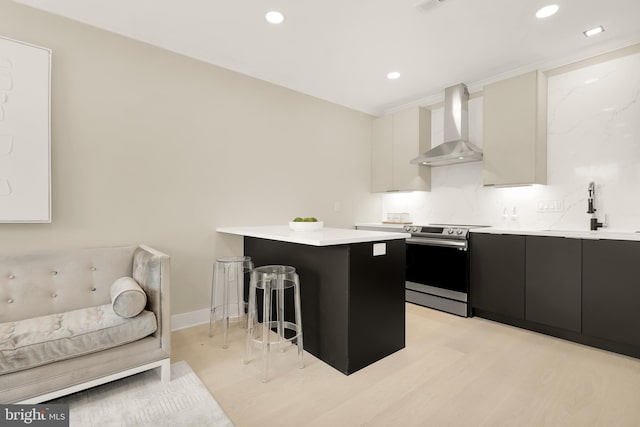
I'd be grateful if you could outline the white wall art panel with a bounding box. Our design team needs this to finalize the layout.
[0,36,51,222]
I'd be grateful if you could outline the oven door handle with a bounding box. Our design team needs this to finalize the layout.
[406,237,468,250]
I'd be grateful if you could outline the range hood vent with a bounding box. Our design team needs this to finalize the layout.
[410,83,483,166]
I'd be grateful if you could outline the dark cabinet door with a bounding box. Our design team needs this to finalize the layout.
[525,236,581,332]
[583,240,640,347]
[470,233,525,320]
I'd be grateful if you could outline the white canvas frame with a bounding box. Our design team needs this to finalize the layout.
[0,36,51,223]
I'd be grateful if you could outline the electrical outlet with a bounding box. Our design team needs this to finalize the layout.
[373,243,386,256]
[536,200,563,213]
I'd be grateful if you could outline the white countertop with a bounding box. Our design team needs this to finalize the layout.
[470,227,640,241]
[356,222,640,241]
[355,222,407,230]
[216,225,410,246]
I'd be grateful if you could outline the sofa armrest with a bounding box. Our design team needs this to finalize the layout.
[132,245,170,356]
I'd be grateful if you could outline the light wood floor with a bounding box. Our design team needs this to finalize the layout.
[172,304,640,427]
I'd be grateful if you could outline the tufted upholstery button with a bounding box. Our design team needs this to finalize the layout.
[7,298,13,304]
[52,271,58,276]
[91,287,97,292]
[90,267,97,271]
[51,293,57,298]
[8,274,15,279]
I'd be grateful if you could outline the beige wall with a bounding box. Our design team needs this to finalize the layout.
[0,0,380,315]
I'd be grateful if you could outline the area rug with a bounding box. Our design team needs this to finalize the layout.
[51,361,234,427]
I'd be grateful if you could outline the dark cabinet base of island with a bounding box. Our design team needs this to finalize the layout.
[244,237,406,375]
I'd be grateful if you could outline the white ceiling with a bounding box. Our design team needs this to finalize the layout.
[13,0,640,115]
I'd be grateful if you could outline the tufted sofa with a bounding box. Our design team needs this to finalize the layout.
[0,245,171,404]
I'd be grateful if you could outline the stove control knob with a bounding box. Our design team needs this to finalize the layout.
[403,226,410,232]
[456,229,464,235]
[447,229,454,234]
[411,226,419,233]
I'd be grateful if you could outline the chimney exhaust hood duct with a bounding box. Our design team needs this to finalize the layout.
[410,83,483,166]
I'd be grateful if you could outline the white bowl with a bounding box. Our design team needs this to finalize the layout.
[289,221,323,231]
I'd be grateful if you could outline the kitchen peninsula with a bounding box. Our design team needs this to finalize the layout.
[216,225,409,374]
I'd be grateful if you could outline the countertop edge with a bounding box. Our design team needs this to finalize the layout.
[470,227,640,241]
[217,226,410,246]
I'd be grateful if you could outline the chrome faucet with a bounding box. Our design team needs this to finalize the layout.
[587,181,603,230]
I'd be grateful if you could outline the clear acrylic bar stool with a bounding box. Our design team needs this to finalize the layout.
[244,265,304,382]
[209,256,253,348]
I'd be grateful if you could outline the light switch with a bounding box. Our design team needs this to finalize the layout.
[373,243,386,256]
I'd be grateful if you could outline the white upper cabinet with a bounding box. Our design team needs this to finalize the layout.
[371,114,393,193]
[371,106,430,192]
[483,71,547,186]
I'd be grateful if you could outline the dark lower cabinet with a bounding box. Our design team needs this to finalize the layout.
[582,239,640,348]
[470,232,640,360]
[470,233,525,320]
[525,236,581,332]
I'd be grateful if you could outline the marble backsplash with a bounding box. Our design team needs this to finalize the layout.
[382,50,640,232]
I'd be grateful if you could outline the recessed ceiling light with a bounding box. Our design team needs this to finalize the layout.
[535,5,559,18]
[583,26,604,37]
[387,71,401,80]
[265,11,285,24]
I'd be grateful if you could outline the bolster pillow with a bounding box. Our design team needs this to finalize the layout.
[110,277,147,318]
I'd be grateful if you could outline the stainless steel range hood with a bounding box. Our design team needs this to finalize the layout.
[410,83,483,166]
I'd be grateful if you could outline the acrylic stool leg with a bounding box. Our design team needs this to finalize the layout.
[244,272,258,365]
[209,262,219,338]
[262,279,272,383]
[234,263,244,329]
[294,274,304,369]
[222,263,231,348]
[276,275,286,351]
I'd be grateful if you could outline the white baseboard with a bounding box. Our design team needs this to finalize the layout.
[171,306,245,331]
[171,308,210,331]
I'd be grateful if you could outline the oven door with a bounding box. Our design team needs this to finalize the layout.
[405,239,469,295]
